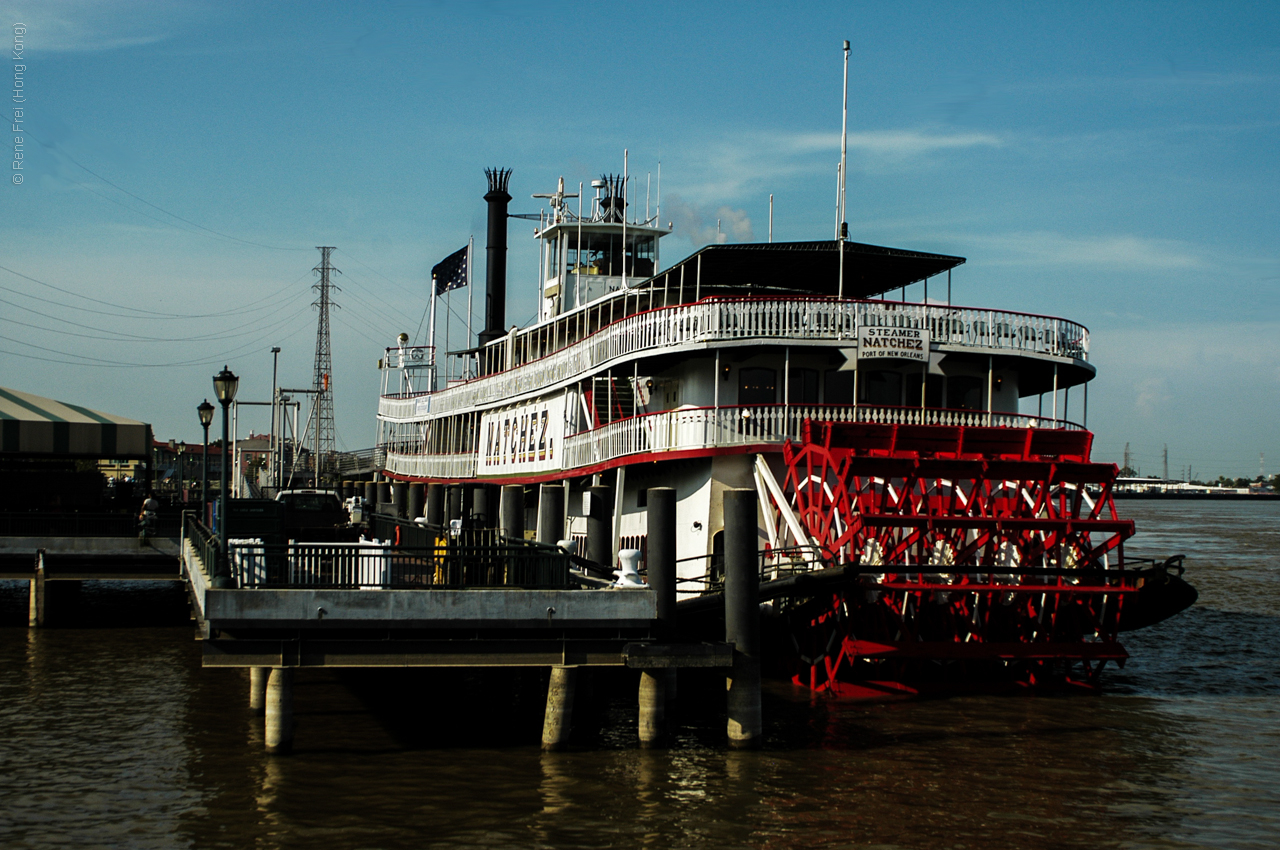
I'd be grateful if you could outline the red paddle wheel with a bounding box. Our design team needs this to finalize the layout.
[768,418,1136,696]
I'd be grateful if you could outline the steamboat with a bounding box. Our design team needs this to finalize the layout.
[374,163,1195,697]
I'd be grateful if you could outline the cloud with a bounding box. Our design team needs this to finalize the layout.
[1,1,178,52]
[672,128,1006,203]
[664,193,753,247]
[965,231,1205,271]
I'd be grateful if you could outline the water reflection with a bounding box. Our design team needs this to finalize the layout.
[0,503,1276,849]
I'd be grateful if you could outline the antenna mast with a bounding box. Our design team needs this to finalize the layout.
[311,246,339,485]
[837,39,850,300]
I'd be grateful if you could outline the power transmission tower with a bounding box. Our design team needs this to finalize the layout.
[1123,442,1131,474]
[1163,444,1168,482]
[311,247,339,485]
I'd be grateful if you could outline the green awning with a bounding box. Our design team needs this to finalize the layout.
[0,386,151,458]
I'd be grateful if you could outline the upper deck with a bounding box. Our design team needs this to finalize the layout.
[378,293,1091,423]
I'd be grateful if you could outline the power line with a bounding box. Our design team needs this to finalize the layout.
[33,129,310,252]
[0,263,315,320]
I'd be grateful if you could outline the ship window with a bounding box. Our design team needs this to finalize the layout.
[564,232,655,278]
[947,375,983,410]
[861,371,903,406]
[628,235,655,278]
[738,368,776,405]
[824,370,855,405]
[788,368,819,404]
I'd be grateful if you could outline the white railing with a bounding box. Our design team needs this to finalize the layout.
[384,452,477,480]
[379,298,1090,422]
[561,404,1079,470]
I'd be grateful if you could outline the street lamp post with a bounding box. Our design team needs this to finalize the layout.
[178,441,187,504]
[198,400,215,522]
[213,366,239,589]
[270,346,281,491]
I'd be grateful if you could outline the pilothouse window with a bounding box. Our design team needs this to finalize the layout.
[565,233,655,278]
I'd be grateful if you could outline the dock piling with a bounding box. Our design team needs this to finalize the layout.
[408,482,425,521]
[264,667,294,754]
[724,487,762,748]
[648,488,679,709]
[471,484,495,527]
[541,665,577,750]
[392,481,408,519]
[537,483,565,545]
[426,483,445,528]
[28,548,45,628]
[586,485,612,569]
[249,667,268,713]
[638,670,666,747]
[501,485,525,540]
[447,486,463,525]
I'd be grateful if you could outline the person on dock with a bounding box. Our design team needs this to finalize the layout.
[138,492,159,540]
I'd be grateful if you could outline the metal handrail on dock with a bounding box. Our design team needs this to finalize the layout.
[225,538,571,590]
[182,512,220,581]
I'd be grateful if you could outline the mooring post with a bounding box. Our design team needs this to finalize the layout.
[392,481,408,519]
[648,487,679,707]
[408,482,425,521]
[249,667,268,713]
[724,487,762,748]
[28,548,46,628]
[364,481,377,514]
[377,481,393,514]
[541,665,577,751]
[426,483,445,528]
[537,483,565,545]
[265,667,294,754]
[586,485,612,569]
[500,484,525,539]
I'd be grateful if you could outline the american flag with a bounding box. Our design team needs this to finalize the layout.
[431,245,468,294]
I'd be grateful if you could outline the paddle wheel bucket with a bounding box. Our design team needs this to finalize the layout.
[763,419,1138,694]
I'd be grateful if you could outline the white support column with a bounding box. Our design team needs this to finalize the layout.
[1052,363,1059,424]
[986,355,994,425]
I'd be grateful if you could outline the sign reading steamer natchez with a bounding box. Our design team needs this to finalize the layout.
[858,325,930,362]
[480,393,566,475]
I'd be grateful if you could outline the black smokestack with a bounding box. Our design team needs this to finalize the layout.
[480,167,512,347]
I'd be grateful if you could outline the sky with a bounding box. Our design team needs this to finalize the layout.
[1,1,1277,480]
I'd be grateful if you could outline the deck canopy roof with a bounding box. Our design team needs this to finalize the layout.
[0,386,151,458]
[647,240,966,299]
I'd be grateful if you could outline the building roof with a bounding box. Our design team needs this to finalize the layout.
[649,240,966,299]
[0,386,152,458]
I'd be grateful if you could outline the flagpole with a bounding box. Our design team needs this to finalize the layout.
[428,281,438,391]
[466,236,474,378]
